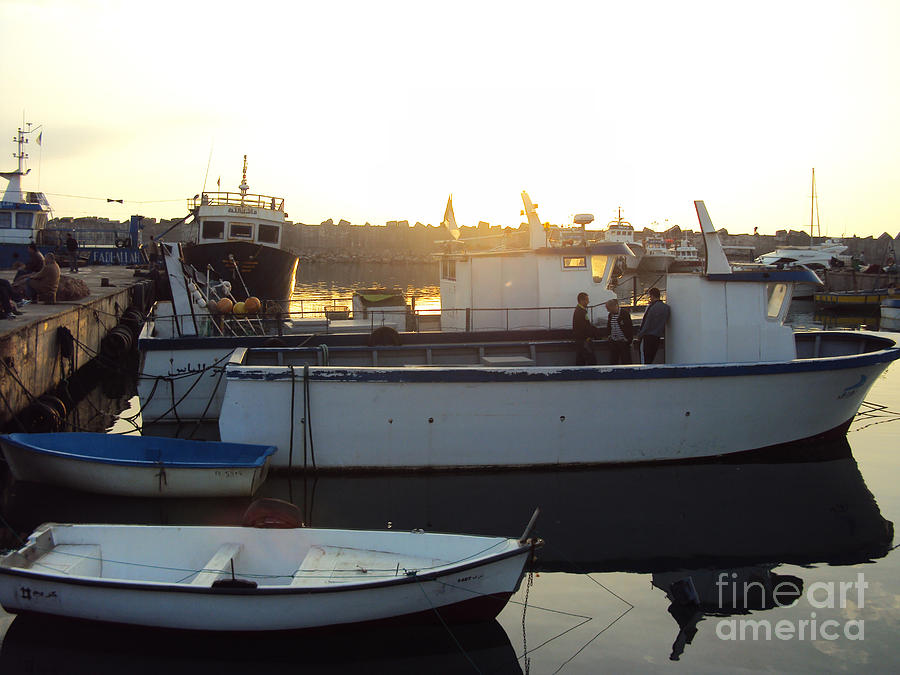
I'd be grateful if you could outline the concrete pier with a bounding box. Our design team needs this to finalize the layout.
[0,266,152,428]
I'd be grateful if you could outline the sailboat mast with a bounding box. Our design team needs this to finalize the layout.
[810,168,819,243]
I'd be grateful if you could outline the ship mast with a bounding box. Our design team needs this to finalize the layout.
[1,123,40,204]
[239,154,249,200]
[810,168,820,243]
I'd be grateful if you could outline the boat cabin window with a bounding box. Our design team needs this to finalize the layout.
[563,256,586,269]
[441,259,456,281]
[258,223,279,244]
[15,212,33,229]
[229,223,253,239]
[0,213,10,229]
[202,220,225,239]
[590,254,608,283]
[766,282,789,320]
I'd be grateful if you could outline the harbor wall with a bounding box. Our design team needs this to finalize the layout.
[0,279,152,428]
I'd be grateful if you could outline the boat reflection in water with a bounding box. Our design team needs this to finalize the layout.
[0,438,892,667]
[0,615,522,675]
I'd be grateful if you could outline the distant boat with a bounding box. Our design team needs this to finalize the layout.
[669,238,701,272]
[0,433,276,497]
[0,517,537,631]
[178,155,299,302]
[755,169,849,297]
[637,233,674,274]
[0,122,144,266]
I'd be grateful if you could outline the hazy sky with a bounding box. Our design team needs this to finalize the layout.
[2,0,898,237]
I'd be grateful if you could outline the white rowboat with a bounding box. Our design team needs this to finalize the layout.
[0,521,536,631]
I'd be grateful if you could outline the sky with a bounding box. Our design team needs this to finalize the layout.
[2,0,898,237]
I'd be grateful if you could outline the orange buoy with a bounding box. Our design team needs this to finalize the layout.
[216,297,234,314]
[245,296,261,314]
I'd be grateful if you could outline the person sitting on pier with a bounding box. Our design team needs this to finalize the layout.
[573,292,602,366]
[25,253,60,305]
[25,243,44,274]
[605,298,634,365]
[0,279,23,319]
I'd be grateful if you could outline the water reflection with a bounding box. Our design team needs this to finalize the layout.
[0,615,522,674]
[653,566,803,661]
[0,437,892,667]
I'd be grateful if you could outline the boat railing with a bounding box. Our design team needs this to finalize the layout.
[189,192,284,212]
[39,227,135,248]
[151,301,625,336]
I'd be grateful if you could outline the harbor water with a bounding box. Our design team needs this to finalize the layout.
[0,271,897,673]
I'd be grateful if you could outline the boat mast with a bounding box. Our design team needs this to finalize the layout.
[810,168,820,243]
[1,124,40,204]
[239,155,249,201]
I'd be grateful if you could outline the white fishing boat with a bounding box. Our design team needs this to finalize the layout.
[601,207,642,270]
[1,122,145,266]
[669,238,701,272]
[0,433,275,498]
[637,233,675,274]
[438,193,630,331]
[216,201,900,470]
[137,192,631,421]
[0,517,537,631]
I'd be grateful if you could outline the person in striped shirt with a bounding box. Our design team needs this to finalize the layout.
[604,298,634,364]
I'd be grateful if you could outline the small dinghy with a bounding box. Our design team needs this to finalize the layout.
[0,507,540,631]
[0,433,276,498]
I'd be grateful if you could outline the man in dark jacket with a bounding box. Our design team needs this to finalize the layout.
[65,233,79,272]
[635,286,671,363]
[605,298,634,364]
[572,292,602,365]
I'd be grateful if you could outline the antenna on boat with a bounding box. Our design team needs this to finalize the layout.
[239,155,249,199]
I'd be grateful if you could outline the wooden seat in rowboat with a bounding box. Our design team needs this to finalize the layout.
[290,545,446,587]
[36,545,101,577]
[191,542,242,586]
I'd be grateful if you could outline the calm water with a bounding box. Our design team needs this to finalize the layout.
[0,284,898,672]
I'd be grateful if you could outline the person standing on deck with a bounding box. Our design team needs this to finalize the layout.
[65,233,79,272]
[605,298,634,365]
[635,287,670,364]
[572,292,602,366]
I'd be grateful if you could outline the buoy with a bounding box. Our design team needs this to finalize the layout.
[216,297,234,314]
[207,299,220,313]
[233,301,246,315]
[245,296,261,313]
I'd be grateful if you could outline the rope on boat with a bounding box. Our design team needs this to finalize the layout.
[414,581,483,674]
[849,400,900,432]
[303,364,316,471]
[288,364,296,472]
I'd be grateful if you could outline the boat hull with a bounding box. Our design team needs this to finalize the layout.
[637,253,673,274]
[181,241,298,302]
[218,334,899,469]
[0,526,531,631]
[0,434,274,498]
